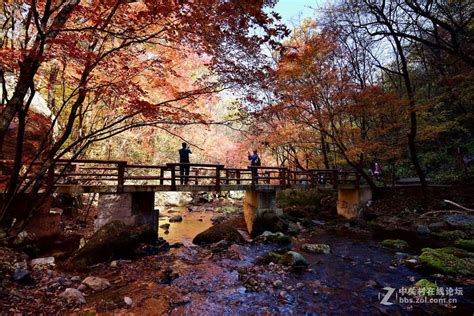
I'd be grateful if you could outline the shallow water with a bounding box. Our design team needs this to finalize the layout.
[157,206,214,245]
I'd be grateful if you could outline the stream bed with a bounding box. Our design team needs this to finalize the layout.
[146,205,474,314]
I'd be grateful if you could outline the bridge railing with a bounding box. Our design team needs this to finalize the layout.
[1,159,366,192]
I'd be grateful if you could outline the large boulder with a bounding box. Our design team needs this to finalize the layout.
[67,221,155,269]
[193,224,244,246]
[251,210,289,238]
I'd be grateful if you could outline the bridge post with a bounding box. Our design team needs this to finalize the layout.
[117,162,126,193]
[159,167,164,185]
[243,188,280,236]
[170,166,176,190]
[336,185,372,219]
[95,192,157,234]
[215,166,221,192]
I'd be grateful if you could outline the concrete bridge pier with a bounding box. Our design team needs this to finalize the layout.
[95,192,157,232]
[243,189,281,236]
[336,186,372,219]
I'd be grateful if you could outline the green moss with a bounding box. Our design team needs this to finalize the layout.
[419,247,474,276]
[455,239,474,251]
[414,279,438,296]
[381,239,409,250]
[266,252,283,263]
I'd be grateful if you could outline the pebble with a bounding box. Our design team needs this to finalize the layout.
[124,296,133,306]
[59,288,86,304]
[82,276,111,291]
[273,280,283,288]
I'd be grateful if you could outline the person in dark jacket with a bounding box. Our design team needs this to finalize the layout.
[248,149,261,183]
[179,142,192,184]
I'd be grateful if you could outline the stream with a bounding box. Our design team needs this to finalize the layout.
[149,204,474,314]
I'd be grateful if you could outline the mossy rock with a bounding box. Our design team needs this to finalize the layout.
[455,239,474,251]
[192,223,244,246]
[419,247,474,276]
[433,230,467,241]
[381,239,409,251]
[301,243,331,254]
[254,231,291,245]
[414,279,438,296]
[265,251,308,269]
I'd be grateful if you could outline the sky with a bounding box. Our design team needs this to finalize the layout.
[273,0,326,27]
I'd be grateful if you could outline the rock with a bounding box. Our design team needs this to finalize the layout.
[124,296,133,306]
[287,222,301,236]
[301,243,331,254]
[30,257,55,268]
[192,224,244,246]
[67,221,155,268]
[428,222,448,232]
[278,290,294,303]
[70,276,81,282]
[155,192,193,206]
[296,282,304,289]
[433,230,467,241]
[281,251,308,268]
[170,242,184,249]
[251,210,288,238]
[414,279,437,295]
[169,215,183,223]
[159,223,170,230]
[419,247,474,276]
[273,280,283,288]
[13,268,33,284]
[82,276,111,291]
[266,251,309,269]
[77,284,87,292]
[455,239,474,251]
[416,225,431,236]
[12,231,37,246]
[381,239,409,251]
[395,252,410,260]
[254,231,291,245]
[444,214,474,229]
[59,288,86,304]
[312,220,325,226]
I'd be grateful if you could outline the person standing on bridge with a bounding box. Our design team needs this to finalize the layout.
[179,142,192,185]
[248,149,261,184]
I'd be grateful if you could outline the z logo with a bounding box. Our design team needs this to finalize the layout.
[379,287,396,306]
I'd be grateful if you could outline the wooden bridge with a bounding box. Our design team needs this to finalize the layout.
[1,159,371,234]
[0,159,366,193]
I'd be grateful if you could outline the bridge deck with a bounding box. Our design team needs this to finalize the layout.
[54,183,342,194]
